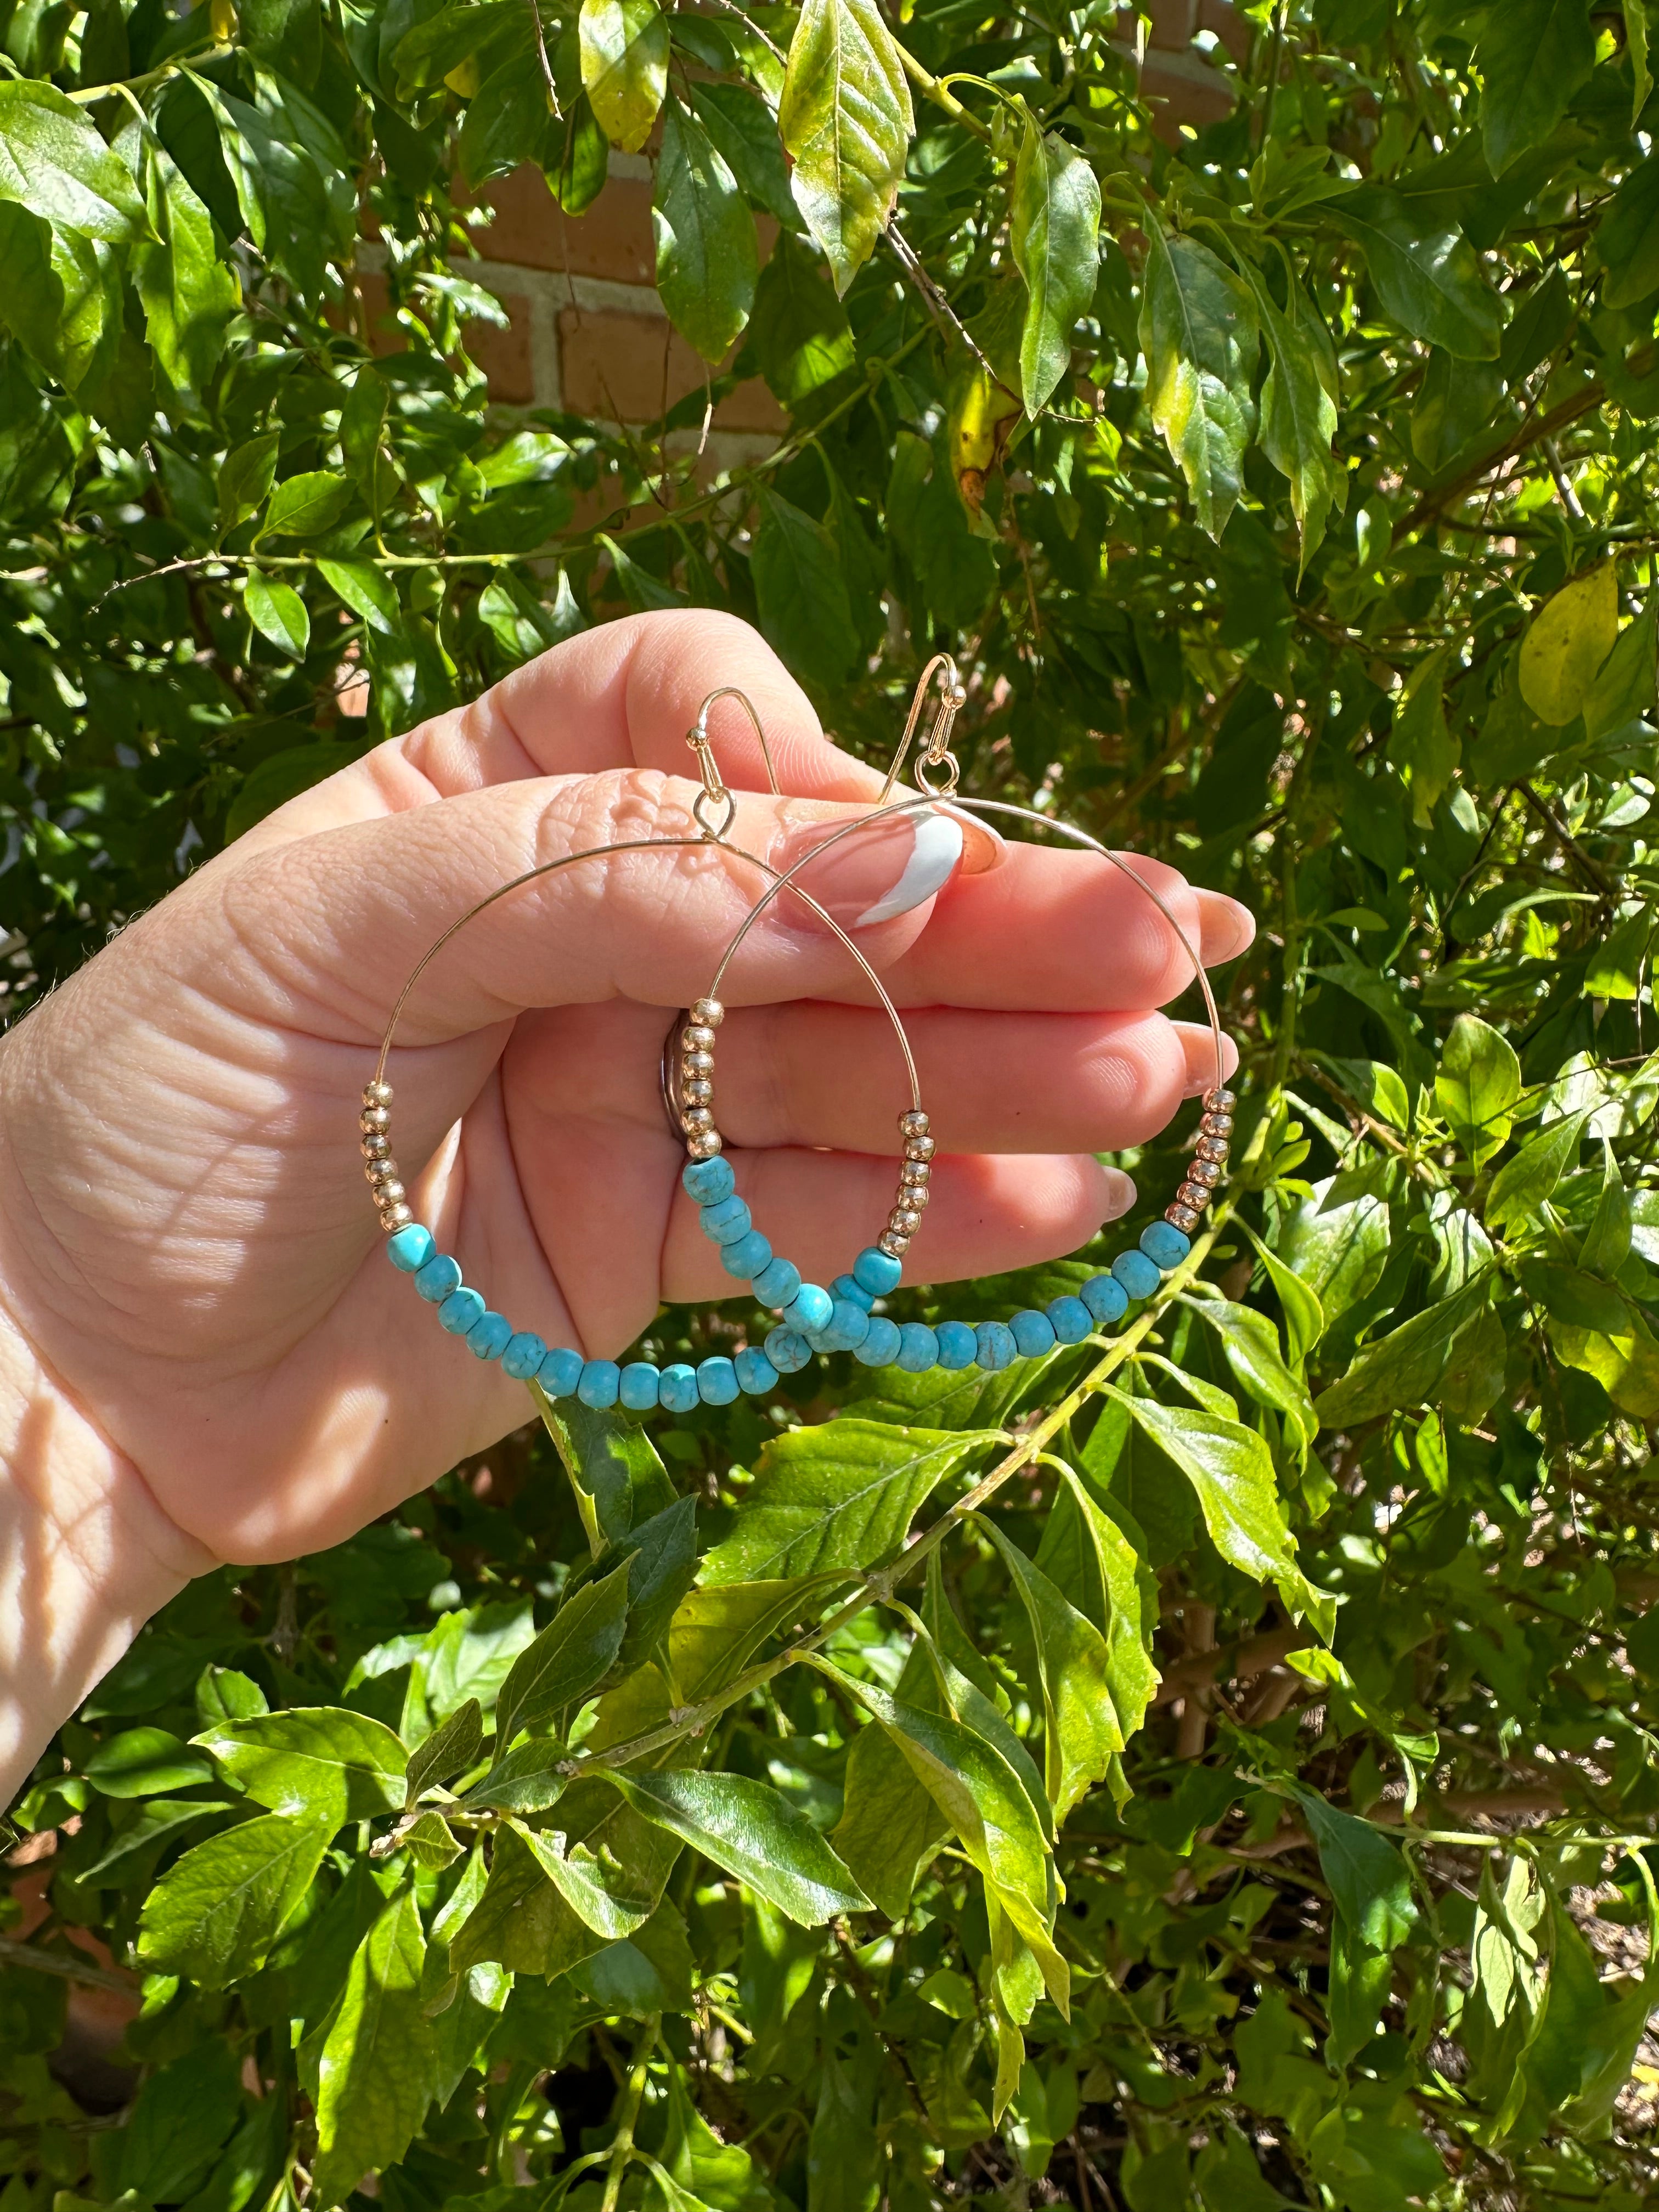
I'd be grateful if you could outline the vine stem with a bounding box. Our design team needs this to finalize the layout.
[893,41,994,142]
[599,2016,659,2212]
[563,1201,1234,1784]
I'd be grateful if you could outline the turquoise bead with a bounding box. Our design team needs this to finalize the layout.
[812,1297,870,1353]
[698,1356,739,1406]
[700,1193,752,1244]
[682,1156,735,1204]
[854,1315,902,1366]
[1141,1220,1192,1271]
[1011,1308,1057,1359]
[387,1223,435,1273]
[502,1331,546,1380]
[752,1256,802,1308]
[832,1273,874,1312]
[976,1320,1017,1370]
[1113,1249,1161,1301]
[721,1228,772,1280]
[538,1346,584,1397]
[1048,1295,1092,1345]
[1081,1273,1128,1325]
[438,1288,486,1335]
[765,1325,813,1374]
[935,1320,977,1369]
[415,1253,462,1304]
[467,1311,513,1362]
[735,1346,780,1396]
[578,1359,622,1408]
[897,1322,938,1372]
[659,1363,699,1413]
[785,1284,834,1334]
[853,1245,903,1297]
[620,1361,661,1411]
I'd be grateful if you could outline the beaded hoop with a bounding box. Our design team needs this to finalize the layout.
[363,659,1237,1415]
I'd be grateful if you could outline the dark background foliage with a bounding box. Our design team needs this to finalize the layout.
[4,0,1659,2203]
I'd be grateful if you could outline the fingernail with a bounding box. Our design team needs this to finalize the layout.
[1102,1168,1137,1221]
[772,807,966,935]
[1198,889,1255,962]
[1180,1025,1240,1098]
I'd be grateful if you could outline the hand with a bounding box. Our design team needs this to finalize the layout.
[0,612,1250,1789]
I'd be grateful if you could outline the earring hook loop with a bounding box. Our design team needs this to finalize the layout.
[879,654,967,804]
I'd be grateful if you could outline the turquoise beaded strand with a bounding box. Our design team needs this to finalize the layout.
[370,1022,1237,1410]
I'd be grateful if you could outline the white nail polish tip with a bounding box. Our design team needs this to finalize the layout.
[854,810,964,926]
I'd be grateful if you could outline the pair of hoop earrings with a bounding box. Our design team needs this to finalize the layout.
[359,658,1235,1414]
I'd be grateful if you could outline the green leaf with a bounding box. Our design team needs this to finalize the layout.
[459,57,556,189]
[1585,906,1655,1001]
[1520,563,1619,725]
[747,229,857,415]
[1137,228,1259,541]
[1475,0,1596,177]
[404,1697,482,1805]
[219,431,280,533]
[1314,1273,1492,1426]
[1184,1296,1318,1447]
[1632,0,1653,121]
[1034,1465,1160,1745]
[1110,1391,1330,1632]
[828,1704,949,1918]
[136,1810,332,1987]
[1487,1110,1588,1232]
[536,1394,676,1554]
[1288,1785,1418,1950]
[1582,601,1657,740]
[778,0,914,295]
[1599,153,1659,308]
[195,1707,405,1824]
[976,1519,1119,1817]
[598,1766,870,1925]
[313,1886,437,2205]
[244,571,311,658]
[820,1664,1064,2008]
[83,1726,216,1797]
[653,95,757,364]
[134,144,239,396]
[0,80,146,240]
[579,0,668,154]
[262,468,354,541]
[1392,644,1459,828]
[459,1740,569,1816]
[1330,187,1504,358]
[1436,1012,1522,1165]
[1278,1167,1391,1322]
[1009,116,1099,416]
[751,489,860,692]
[82,1796,232,1883]
[495,1555,632,1746]
[317,556,399,634]
[510,1818,655,1938]
[690,80,796,225]
[700,1419,989,1584]
[1237,259,1340,563]
[575,1898,697,2015]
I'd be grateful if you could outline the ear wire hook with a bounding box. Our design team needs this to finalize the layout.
[879,654,968,804]
[686,687,782,838]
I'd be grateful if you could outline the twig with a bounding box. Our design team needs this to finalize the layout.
[0,1934,135,1996]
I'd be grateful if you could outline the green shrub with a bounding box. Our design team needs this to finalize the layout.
[4,0,1659,2203]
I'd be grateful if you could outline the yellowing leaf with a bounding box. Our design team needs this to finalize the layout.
[778,0,914,295]
[1520,563,1619,726]
[578,0,667,154]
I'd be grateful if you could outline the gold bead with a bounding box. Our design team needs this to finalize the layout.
[360,1105,391,1135]
[1167,1201,1201,1234]
[363,1081,393,1107]
[904,1136,936,1162]
[687,1131,723,1159]
[375,1178,406,1206]
[683,1049,714,1078]
[899,1109,930,1138]
[691,997,724,1028]
[900,1160,930,1187]
[1204,1087,1237,1113]
[1196,1135,1228,1165]
[889,1206,922,1236]
[878,1231,910,1258]
[362,1133,391,1160]
[682,1107,715,1134]
[1187,1159,1221,1188]
[682,1025,716,1053]
[1176,1180,1211,1212]
[898,1183,929,1209]
[380,1201,413,1231]
[683,1077,713,1105]
[1200,1111,1234,1141]
[365,1157,400,1186]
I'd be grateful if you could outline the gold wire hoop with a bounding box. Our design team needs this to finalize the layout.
[374,661,1226,1170]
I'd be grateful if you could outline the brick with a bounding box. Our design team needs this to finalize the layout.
[466,290,536,404]
[557,307,784,431]
[471,165,656,283]
[1142,47,1235,137]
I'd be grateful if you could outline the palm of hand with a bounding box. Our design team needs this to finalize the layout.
[0,614,1246,1565]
